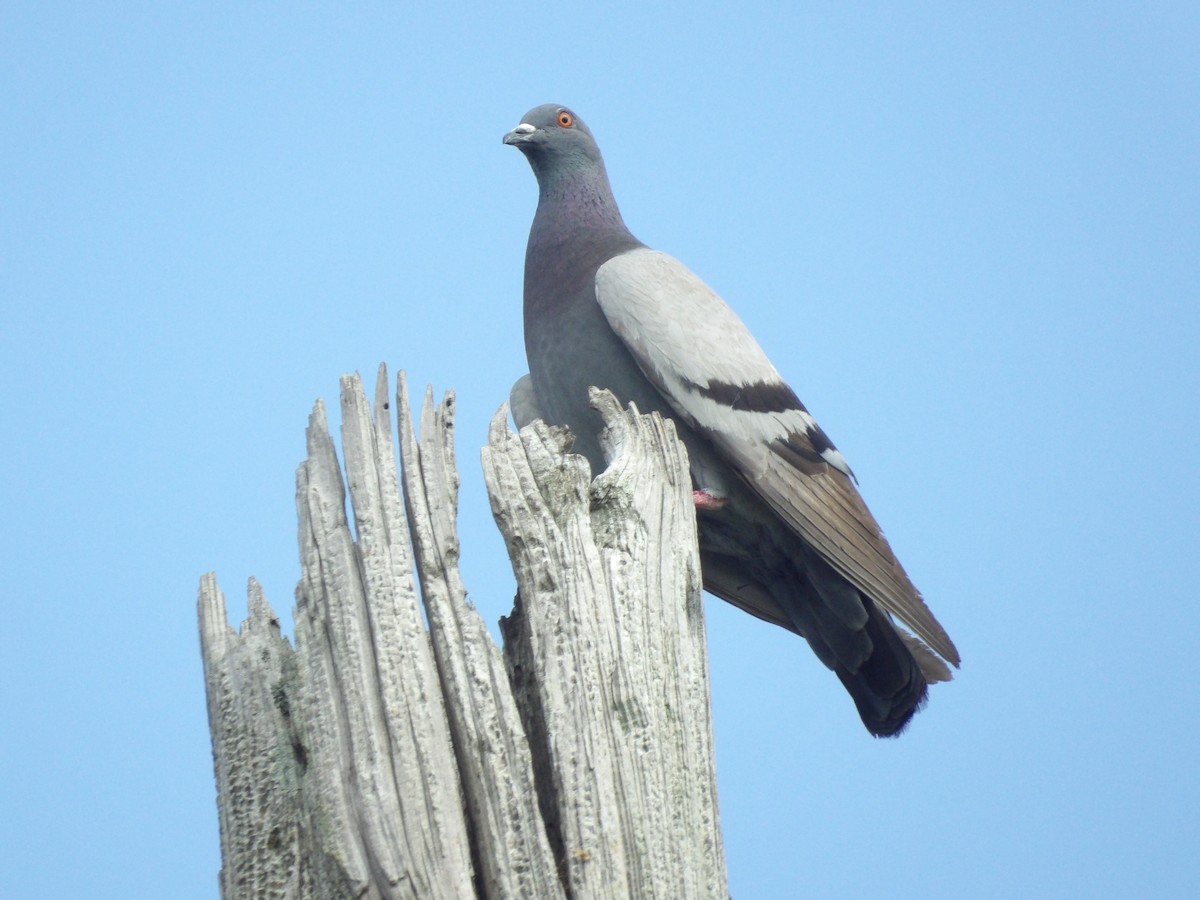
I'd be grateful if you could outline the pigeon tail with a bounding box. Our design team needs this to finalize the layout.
[700,519,932,737]
[780,557,929,738]
[830,595,929,737]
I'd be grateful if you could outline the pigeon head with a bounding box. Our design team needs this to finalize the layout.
[503,104,605,184]
[504,103,637,252]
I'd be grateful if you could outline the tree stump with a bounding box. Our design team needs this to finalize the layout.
[197,365,728,899]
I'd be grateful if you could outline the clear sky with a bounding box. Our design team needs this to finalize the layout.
[2,3,1197,897]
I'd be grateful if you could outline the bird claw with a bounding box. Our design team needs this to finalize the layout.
[692,489,729,510]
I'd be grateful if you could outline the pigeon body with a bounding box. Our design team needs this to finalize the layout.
[504,104,959,736]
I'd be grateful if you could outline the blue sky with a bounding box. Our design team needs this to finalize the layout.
[2,2,1197,897]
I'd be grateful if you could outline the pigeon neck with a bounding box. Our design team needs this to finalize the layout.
[531,162,633,243]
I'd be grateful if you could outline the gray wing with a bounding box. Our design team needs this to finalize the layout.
[509,373,543,430]
[594,248,959,667]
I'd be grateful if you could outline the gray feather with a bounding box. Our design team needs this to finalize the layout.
[509,374,542,430]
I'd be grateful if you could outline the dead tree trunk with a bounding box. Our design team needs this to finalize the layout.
[197,365,728,899]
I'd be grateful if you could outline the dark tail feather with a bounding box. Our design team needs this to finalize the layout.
[698,542,930,737]
[796,551,929,737]
[833,596,929,737]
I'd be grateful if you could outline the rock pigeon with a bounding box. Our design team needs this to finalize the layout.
[503,104,959,736]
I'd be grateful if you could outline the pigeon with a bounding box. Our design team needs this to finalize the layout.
[503,104,959,736]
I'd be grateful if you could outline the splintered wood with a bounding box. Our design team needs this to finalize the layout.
[198,366,727,899]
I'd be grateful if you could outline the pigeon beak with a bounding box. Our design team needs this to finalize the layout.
[502,123,536,146]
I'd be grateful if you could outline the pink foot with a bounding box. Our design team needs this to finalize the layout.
[692,489,729,510]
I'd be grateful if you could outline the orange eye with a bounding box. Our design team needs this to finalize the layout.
[557,110,574,128]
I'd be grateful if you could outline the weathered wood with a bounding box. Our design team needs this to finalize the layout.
[483,389,726,900]
[199,576,324,897]
[198,366,728,899]
[394,376,563,900]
